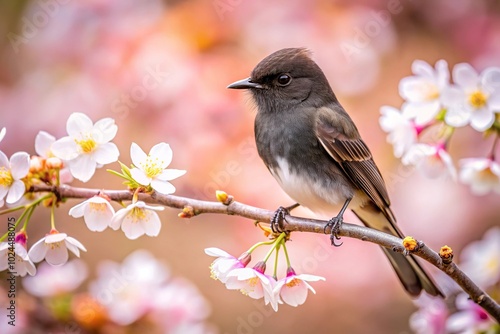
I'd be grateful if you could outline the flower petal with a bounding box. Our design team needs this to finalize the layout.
[130,142,147,167]
[150,143,173,168]
[0,151,9,168]
[204,247,232,258]
[35,131,56,157]
[157,169,186,181]
[51,136,80,160]
[6,180,25,204]
[142,211,161,237]
[121,216,145,240]
[444,105,471,128]
[27,238,47,263]
[69,155,97,182]
[93,143,119,165]
[9,152,30,180]
[67,113,93,137]
[68,200,87,218]
[93,118,117,143]
[130,168,151,186]
[151,179,176,194]
[66,236,87,252]
[453,63,479,90]
[45,243,69,265]
[470,108,495,132]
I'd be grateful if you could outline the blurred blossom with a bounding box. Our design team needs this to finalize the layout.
[110,201,164,239]
[402,143,457,180]
[89,250,213,330]
[129,142,186,194]
[0,151,30,207]
[51,113,119,182]
[459,226,500,289]
[90,250,169,325]
[442,64,500,131]
[28,230,87,266]
[379,105,418,158]
[273,267,325,308]
[205,247,249,283]
[23,259,87,297]
[0,128,5,143]
[409,294,448,334]
[459,158,500,195]
[150,278,213,333]
[446,293,495,333]
[0,237,36,277]
[399,59,450,126]
[69,195,116,232]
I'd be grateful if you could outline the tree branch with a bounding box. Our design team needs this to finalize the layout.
[30,184,500,322]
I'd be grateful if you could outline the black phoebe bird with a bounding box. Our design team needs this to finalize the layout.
[227,47,443,297]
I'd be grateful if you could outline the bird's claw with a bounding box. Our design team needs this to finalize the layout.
[324,216,343,247]
[271,206,289,234]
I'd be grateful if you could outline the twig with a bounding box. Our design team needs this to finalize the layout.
[29,184,500,322]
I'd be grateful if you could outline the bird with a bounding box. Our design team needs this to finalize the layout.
[227,47,443,297]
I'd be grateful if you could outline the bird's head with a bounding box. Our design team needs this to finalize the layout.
[227,48,337,113]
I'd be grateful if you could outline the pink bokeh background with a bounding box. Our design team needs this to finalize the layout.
[0,0,499,333]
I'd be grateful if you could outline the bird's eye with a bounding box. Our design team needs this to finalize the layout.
[277,74,292,86]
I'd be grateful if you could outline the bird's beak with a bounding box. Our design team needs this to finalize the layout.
[227,77,264,89]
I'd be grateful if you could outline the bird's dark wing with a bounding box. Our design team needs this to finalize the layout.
[314,107,395,224]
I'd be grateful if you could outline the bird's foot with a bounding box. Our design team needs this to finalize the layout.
[324,215,344,247]
[270,203,299,234]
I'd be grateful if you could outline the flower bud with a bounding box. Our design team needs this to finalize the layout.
[46,157,64,169]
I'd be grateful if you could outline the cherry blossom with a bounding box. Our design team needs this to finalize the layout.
[69,195,116,232]
[28,230,87,266]
[129,142,186,194]
[51,113,119,182]
[110,201,164,239]
[0,151,30,207]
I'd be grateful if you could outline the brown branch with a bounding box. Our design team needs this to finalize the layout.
[30,184,500,322]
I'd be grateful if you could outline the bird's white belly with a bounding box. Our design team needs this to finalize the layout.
[270,157,352,215]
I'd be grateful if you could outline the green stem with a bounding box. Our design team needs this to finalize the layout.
[282,241,292,268]
[247,240,275,254]
[50,200,56,230]
[0,193,52,242]
[273,243,280,279]
[263,232,287,263]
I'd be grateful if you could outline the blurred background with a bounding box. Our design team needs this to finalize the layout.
[0,0,499,333]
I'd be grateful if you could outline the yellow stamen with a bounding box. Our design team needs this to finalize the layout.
[89,202,107,212]
[75,135,97,154]
[469,91,487,108]
[140,156,164,178]
[0,167,13,187]
[285,278,301,288]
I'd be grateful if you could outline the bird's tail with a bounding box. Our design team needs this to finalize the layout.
[352,207,444,297]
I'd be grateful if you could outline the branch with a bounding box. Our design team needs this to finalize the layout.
[30,184,500,322]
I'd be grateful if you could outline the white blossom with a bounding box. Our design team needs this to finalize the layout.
[129,142,186,194]
[459,158,500,195]
[442,64,500,131]
[28,231,87,266]
[69,195,116,232]
[110,201,164,239]
[0,151,30,207]
[402,143,457,180]
[399,59,449,125]
[51,113,119,182]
